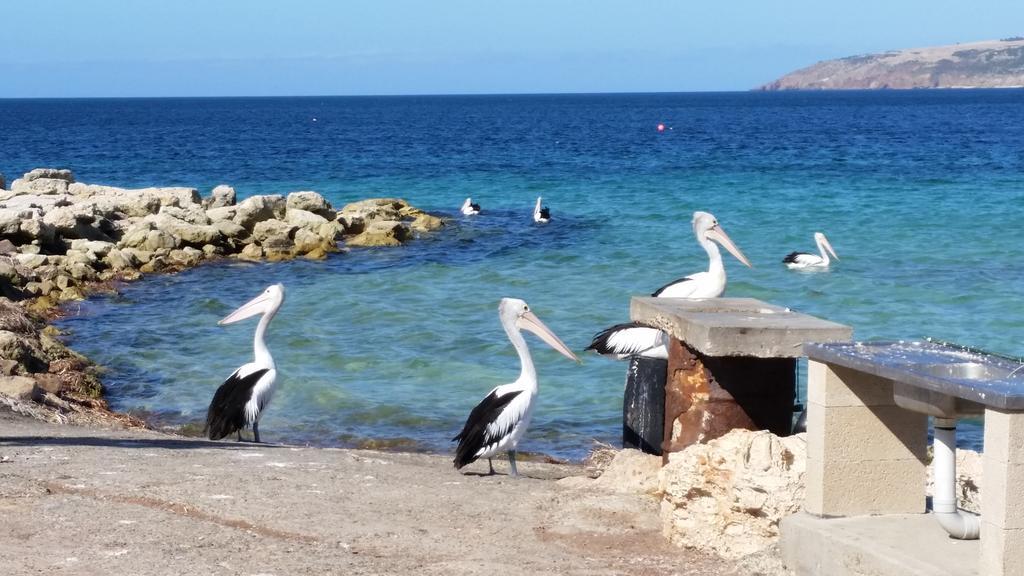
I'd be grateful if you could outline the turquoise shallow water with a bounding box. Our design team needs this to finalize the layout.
[3,91,1023,459]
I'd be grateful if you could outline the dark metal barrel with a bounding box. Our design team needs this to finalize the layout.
[623,356,666,455]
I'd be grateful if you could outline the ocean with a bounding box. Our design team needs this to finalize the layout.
[2,91,1023,459]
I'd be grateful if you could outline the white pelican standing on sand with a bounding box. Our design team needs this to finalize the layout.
[453,298,579,476]
[461,197,481,215]
[783,232,839,269]
[205,284,285,443]
[533,196,550,223]
[586,211,751,359]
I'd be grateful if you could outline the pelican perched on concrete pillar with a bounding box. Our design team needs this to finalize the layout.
[783,232,838,269]
[453,298,579,476]
[652,211,752,298]
[205,283,285,443]
[587,211,751,359]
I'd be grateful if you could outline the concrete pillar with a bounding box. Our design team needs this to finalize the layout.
[981,408,1024,576]
[804,360,928,517]
[662,338,756,462]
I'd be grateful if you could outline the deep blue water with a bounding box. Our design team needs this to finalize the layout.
[2,91,1023,459]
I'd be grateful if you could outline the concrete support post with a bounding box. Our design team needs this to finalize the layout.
[981,408,1024,576]
[804,360,928,517]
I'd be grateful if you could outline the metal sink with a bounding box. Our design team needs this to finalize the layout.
[804,340,1024,415]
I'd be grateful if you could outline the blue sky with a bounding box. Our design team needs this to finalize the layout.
[2,1,1021,97]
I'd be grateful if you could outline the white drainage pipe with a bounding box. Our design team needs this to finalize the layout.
[933,418,981,539]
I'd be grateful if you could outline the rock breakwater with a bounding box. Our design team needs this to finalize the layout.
[0,168,445,425]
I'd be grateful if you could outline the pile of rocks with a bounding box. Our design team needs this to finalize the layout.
[0,168,445,309]
[0,168,444,424]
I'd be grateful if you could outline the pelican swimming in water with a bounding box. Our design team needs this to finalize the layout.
[205,284,285,443]
[533,196,550,223]
[783,232,839,269]
[587,211,751,359]
[652,211,752,298]
[461,197,481,216]
[453,298,579,476]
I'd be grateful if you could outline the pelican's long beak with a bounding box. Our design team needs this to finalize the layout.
[822,236,839,260]
[707,225,752,268]
[218,292,271,325]
[517,310,581,363]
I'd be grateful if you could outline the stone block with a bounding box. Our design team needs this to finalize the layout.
[981,523,1024,576]
[982,459,1024,530]
[805,456,925,516]
[983,409,1024,464]
[807,361,897,407]
[807,403,927,463]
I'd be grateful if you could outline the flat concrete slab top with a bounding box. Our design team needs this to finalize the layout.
[630,297,852,358]
[781,512,978,576]
[806,340,1024,410]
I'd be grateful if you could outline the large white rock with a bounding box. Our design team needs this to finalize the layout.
[287,191,335,219]
[659,429,806,559]
[252,219,297,244]
[20,168,75,182]
[233,194,286,231]
[205,185,236,209]
[285,208,328,230]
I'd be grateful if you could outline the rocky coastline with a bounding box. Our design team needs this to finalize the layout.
[0,167,445,427]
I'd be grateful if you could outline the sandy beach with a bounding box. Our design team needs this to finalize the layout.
[0,407,771,576]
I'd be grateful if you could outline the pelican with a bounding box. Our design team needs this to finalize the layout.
[453,298,579,476]
[205,284,285,443]
[533,196,550,223]
[783,232,838,269]
[586,321,667,360]
[461,197,481,216]
[587,211,750,359]
[652,211,752,298]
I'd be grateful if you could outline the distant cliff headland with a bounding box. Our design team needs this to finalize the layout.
[760,38,1024,90]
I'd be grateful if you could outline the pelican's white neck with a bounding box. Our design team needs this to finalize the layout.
[252,307,278,369]
[504,318,537,392]
[816,235,831,265]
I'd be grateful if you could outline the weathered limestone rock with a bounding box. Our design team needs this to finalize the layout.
[346,220,409,247]
[167,247,204,268]
[103,249,140,271]
[285,208,329,231]
[206,205,237,223]
[292,228,335,259]
[238,243,263,260]
[233,194,286,231]
[407,212,445,233]
[20,168,75,183]
[70,239,114,258]
[205,185,236,209]
[287,191,335,219]
[0,374,37,399]
[14,254,47,269]
[0,329,47,372]
[659,429,806,559]
[10,169,75,196]
[148,210,221,247]
[591,449,663,494]
[143,229,178,252]
[317,220,344,241]
[252,219,297,244]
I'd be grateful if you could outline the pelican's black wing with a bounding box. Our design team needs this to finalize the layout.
[651,276,692,297]
[586,321,660,357]
[452,389,524,469]
[204,367,270,440]
[782,251,808,264]
[539,207,550,219]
